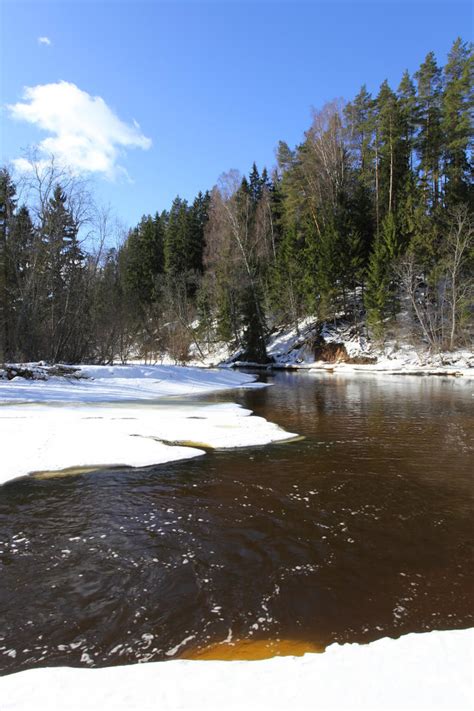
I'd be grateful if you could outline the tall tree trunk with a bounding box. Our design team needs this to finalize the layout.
[375,133,380,236]
[388,120,394,214]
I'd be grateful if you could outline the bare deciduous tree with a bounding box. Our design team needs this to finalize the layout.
[444,205,473,349]
[395,204,473,351]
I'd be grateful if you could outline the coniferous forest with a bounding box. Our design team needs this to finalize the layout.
[1,39,472,365]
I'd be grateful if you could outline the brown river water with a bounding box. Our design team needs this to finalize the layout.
[0,370,473,674]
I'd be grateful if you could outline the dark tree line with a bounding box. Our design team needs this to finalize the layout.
[1,39,472,364]
[0,169,92,363]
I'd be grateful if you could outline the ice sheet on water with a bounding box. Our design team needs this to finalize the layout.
[0,366,296,485]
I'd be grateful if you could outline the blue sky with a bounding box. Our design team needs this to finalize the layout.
[1,0,472,227]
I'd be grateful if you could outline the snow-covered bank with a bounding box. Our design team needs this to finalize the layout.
[0,365,296,485]
[266,320,473,377]
[0,363,265,403]
[2,628,472,710]
[197,318,473,377]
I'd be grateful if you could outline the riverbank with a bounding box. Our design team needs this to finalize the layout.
[2,628,472,710]
[186,317,473,377]
[0,364,296,485]
[231,359,474,377]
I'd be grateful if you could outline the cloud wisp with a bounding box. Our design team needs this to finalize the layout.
[38,36,52,46]
[7,81,152,179]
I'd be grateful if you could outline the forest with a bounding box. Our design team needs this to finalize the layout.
[0,38,472,365]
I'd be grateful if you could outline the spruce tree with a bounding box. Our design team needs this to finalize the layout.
[187,191,209,275]
[124,214,165,306]
[270,222,304,327]
[249,163,262,203]
[0,169,16,362]
[41,185,85,361]
[8,205,37,358]
[164,197,190,280]
[364,212,400,336]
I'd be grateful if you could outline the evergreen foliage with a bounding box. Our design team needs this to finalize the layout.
[0,39,472,364]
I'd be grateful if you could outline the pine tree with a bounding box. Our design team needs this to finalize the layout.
[344,86,377,250]
[397,70,417,173]
[345,85,375,188]
[442,38,473,207]
[415,52,444,208]
[376,80,406,216]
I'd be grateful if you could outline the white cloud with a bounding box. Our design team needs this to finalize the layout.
[7,81,152,179]
[38,36,52,46]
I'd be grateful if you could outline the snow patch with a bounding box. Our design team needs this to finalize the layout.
[0,365,296,485]
[0,629,472,710]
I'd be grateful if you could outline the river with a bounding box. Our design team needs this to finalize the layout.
[0,371,472,674]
